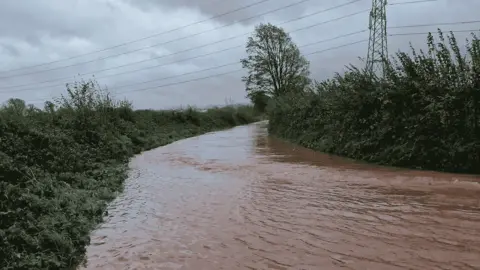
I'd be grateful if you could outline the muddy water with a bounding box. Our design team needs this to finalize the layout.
[83,121,480,270]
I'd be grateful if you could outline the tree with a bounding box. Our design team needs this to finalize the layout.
[247,90,270,113]
[241,23,310,101]
[2,98,27,116]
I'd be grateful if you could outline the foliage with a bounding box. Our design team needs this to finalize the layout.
[247,90,270,113]
[268,29,480,173]
[0,80,259,269]
[241,23,310,102]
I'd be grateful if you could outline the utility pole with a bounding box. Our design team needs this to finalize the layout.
[366,0,388,78]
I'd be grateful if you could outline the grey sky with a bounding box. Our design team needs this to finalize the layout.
[0,0,478,109]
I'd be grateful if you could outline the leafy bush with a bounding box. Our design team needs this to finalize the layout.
[268,29,480,173]
[0,80,258,269]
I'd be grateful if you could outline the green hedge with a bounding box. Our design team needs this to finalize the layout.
[268,30,480,173]
[0,81,258,269]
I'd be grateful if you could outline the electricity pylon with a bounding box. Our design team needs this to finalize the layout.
[366,0,388,77]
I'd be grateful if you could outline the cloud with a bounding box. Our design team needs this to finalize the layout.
[0,0,478,109]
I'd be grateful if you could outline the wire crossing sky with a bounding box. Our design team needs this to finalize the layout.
[0,0,479,108]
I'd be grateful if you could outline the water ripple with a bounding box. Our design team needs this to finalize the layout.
[82,122,480,270]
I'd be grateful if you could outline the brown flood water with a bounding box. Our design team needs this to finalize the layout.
[82,121,480,270]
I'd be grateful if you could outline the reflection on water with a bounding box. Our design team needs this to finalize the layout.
[82,121,480,270]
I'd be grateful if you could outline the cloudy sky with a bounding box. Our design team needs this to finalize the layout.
[0,0,478,109]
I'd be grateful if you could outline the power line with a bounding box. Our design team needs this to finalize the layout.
[0,0,459,103]
[0,46,240,91]
[27,39,368,104]
[389,0,437,5]
[40,31,370,95]
[0,8,369,92]
[389,29,480,36]
[17,27,479,105]
[25,27,480,104]
[109,63,239,91]
[116,69,243,96]
[0,29,367,94]
[0,0,275,74]
[110,28,478,95]
[4,20,476,95]
[0,0,431,79]
[9,3,464,95]
[2,22,476,95]
[47,4,368,79]
[0,0,320,78]
[389,20,480,29]
[89,32,368,93]
[113,39,368,96]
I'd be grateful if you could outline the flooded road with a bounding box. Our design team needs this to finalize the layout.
[83,122,480,270]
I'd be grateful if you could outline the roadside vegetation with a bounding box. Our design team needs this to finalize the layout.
[242,24,480,174]
[0,80,258,269]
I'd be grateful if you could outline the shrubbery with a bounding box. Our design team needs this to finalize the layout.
[268,30,480,173]
[0,80,258,269]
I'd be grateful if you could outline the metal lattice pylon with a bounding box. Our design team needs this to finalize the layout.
[366,0,388,77]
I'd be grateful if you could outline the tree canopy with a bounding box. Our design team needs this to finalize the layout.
[241,23,310,102]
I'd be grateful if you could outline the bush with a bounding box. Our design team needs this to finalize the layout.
[0,80,259,269]
[268,29,480,173]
